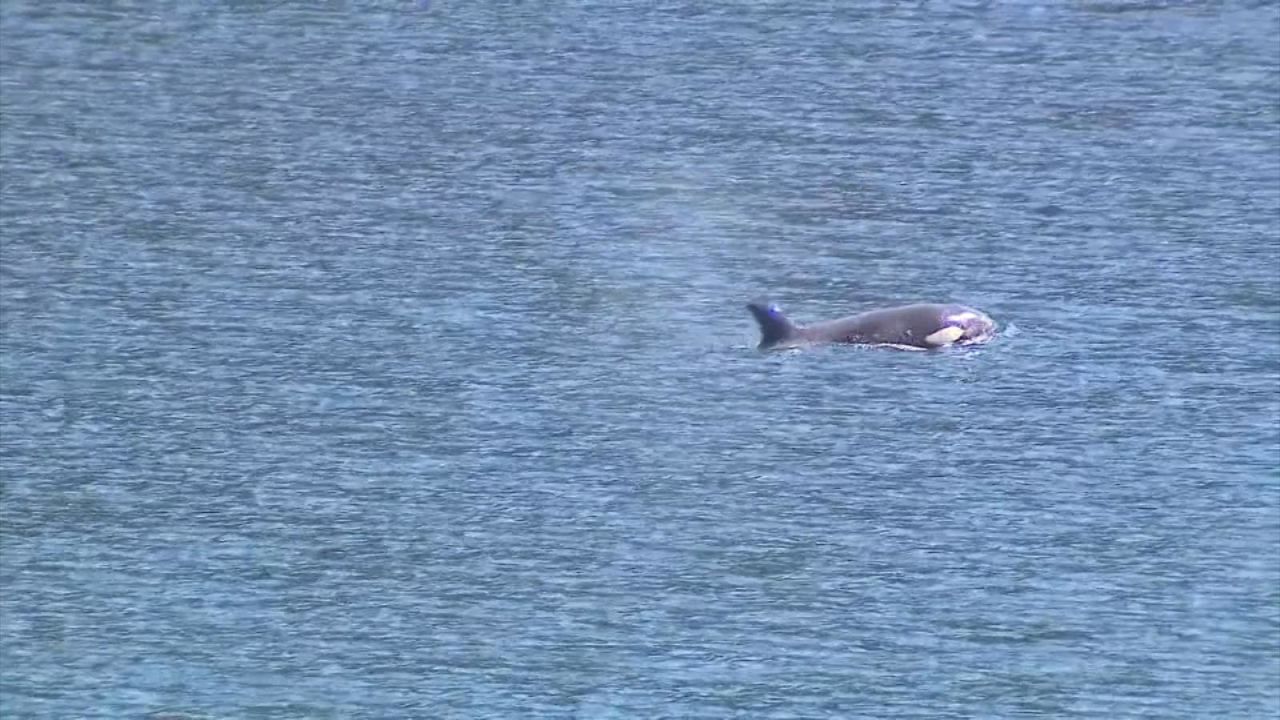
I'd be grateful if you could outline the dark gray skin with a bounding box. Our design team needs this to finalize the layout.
[747,301,996,350]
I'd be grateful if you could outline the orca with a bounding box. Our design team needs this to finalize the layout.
[747,301,996,351]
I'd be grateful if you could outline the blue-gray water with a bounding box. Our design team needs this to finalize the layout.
[2,2,1278,718]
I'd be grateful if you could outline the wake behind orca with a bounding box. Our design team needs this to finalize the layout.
[748,300,996,351]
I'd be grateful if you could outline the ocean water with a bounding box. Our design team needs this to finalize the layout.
[2,2,1278,718]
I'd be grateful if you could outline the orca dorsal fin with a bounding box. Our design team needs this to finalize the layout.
[747,301,799,349]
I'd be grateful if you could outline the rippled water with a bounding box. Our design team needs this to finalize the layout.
[2,2,1278,718]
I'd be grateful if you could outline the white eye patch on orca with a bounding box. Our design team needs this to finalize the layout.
[924,326,965,346]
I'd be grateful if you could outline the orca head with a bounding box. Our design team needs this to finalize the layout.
[945,308,997,344]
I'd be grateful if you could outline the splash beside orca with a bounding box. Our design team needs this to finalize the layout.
[747,301,996,351]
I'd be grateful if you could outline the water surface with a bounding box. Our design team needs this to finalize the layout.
[2,2,1278,717]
